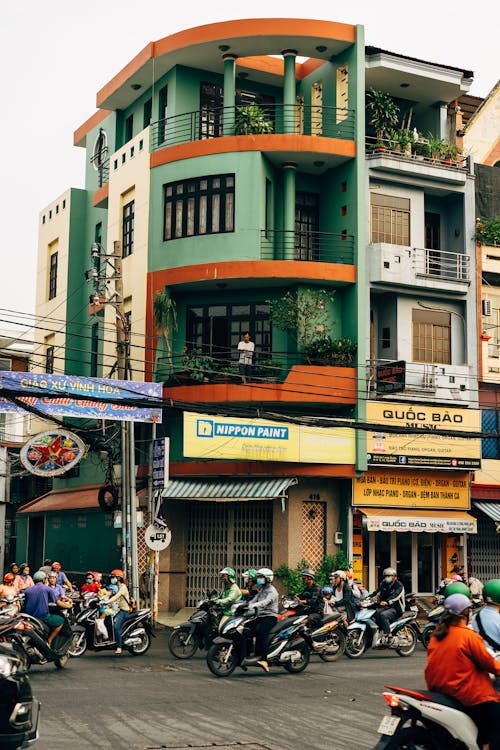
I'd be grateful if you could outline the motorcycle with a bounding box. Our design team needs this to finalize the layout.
[372,684,483,749]
[206,604,311,677]
[279,599,347,661]
[0,643,40,749]
[0,605,82,670]
[168,593,221,659]
[67,596,153,657]
[421,595,483,649]
[345,596,419,658]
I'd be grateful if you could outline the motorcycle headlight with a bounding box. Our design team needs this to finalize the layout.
[0,654,15,677]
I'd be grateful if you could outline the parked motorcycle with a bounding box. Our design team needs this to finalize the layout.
[345,596,419,658]
[67,596,153,657]
[168,593,221,659]
[206,604,311,677]
[372,684,482,749]
[279,599,347,661]
[0,643,40,749]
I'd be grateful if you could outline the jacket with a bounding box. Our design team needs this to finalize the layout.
[425,621,500,706]
[332,583,356,622]
[298,582,324,616]
[216,582,242,616]
[371,580,405,618]
[250,583,278,617]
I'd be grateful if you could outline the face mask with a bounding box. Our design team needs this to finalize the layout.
[86,578,93,584]
[256,577,265,585]
[110,577,117,584]
[385,577,393,584]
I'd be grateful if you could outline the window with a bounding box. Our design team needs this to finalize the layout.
[295,191,320,260]
[482,410,500,459]
[143,98,152,128]
[46,345,54,374]
[200,82,223,139]
[90,322,99,377]
[187,303,271,361]
[412,309,451,364]
[371,193,410,245]
[158,85,168,142]
[164,174,234,241]
[122,200,135,257]
[488,307,500,358]
[49,252,58,299]
[124,114,133,142]
[265,179,272,238]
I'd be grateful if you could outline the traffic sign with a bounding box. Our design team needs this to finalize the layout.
[145,523,171,551]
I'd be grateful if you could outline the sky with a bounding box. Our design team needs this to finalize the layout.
[1,0,497,324]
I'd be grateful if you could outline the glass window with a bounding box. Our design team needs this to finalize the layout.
[412,309,451,364]
[371,193,410,245]
[143,98,152,128]
[46,345,54,374]
[49,252,58,300]
[122,200,135,257]
[163,174,235,241]
[187,303,271,360]
[482,410,500,459]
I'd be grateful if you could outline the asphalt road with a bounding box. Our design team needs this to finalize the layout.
[27,628,429,750]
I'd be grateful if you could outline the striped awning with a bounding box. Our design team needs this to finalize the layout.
[474,502,500,531]
[160,477,297,501]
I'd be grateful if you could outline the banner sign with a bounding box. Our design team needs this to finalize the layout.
[376,361,405,394]
[0,372,162,423]
[152,438,170,490]
[353,470,470,509]
[362,512,477,534]
[183,412,355,464]
[366,401,481,469]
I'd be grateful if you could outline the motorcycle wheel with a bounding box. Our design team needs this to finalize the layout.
[129,630,151,656]
[206,642,237,677]
[421,626,434,650]
[284,645,310,673]
[68,632,87,658]
[55,653,69,669]
[395,626,417,657]
[168,627,198,659]
[372,725,438,749]
[345,629,367,658]
[317,629,346,662]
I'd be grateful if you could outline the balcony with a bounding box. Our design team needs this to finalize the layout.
[367,359,476,405]
[150,103,356,152]
[366,137,471,184]
[369,244,470,293]
[261,230,355,265]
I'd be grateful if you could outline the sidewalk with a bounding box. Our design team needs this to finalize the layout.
[155,607,195,628]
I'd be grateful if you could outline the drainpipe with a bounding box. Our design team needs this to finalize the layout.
[223,54,237,136]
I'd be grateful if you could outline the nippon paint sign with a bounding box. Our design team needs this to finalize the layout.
[0,372,162,423]
[183,412,355,464]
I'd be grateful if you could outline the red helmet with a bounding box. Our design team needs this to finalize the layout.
[52,562,61,570]
[92,571,102,582]
[3,573,14,584]
[110,569,124,580]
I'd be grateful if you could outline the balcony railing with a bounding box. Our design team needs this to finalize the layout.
[413,247,470,282]
[261,230,355,264]
[150,104,356,151]
[90,152,110,188]
[365,136,470,171]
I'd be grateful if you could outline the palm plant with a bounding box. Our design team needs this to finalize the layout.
[153,290,178,375]
[366,89,400,145]
[235,104,274,135]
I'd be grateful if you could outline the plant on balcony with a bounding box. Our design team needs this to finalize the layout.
[253,358,284,383]
[475,218,500,245]
[398,128,414,156]
[304,335,357,366]
[182,349,216,382]
[366,89,400,148]
[440,140,462,163]
[235,104,274,135]
[412,135,429,159]
[153,290,177,374]
[427,133,445,162]
[268,288,336,355]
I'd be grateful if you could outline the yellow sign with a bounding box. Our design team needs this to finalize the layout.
[183,413,355,464]
[354,470,470,509]
[366,402,481,469]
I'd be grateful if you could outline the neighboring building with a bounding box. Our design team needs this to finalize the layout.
[25,18,482,607]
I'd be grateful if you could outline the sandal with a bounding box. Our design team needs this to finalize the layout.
[115,648,122,655]
[257,660,269,673]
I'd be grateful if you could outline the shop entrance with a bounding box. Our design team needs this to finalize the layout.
[370,531,440,594]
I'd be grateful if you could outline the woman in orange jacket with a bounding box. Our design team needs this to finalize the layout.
[425,593,500,750]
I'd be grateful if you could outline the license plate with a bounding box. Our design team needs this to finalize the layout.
[377,715,400,736]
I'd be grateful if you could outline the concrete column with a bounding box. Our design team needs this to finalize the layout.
[223,54,237,136]
[282,162,297,259]
[282,49,297,134]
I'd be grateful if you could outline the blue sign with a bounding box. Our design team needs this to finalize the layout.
[196,419,289,439]
[0,372,162,423]
[152,437,170,489]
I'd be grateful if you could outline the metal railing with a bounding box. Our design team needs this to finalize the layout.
[365,135,470,172]
[90,152,110,188]
[261,229,355,264]
[413,247,470,282]
[150,103,356,151]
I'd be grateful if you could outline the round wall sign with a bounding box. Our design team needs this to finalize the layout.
[20,429,86,477]
[145,524,172,551]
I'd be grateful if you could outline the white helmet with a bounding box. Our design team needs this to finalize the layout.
[257,567,274,583]
[383,567,397,577]
[331,570,347,581]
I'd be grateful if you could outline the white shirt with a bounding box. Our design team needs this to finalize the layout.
[238,340,254,365]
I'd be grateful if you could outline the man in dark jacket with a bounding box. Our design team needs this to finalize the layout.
[370,567,405,644]
[294,568,324,629]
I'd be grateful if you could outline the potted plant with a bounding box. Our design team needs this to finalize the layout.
[253,358,283,383]
[182,349,215,382]
[440,140,462,165]
[304,335,357,366]
[427,133,444,162]
[235,104,274,135]
[366,89,400,151]
[398,129,413,157]
[412,134,428,160]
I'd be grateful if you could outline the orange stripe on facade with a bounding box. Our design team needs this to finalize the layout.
[150,134,356,169]
[169,460,356,477]
[96,42,154,109]
[73,109,113,147]
[92,183,109,207]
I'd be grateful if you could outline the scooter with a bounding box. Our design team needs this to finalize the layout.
[421,595,483,649]
[168,593,221,659]
[279,599,347,661]
[372,684,482,749]
[67,596,153,657]
[345,596,419,658]
[0,642,40,749]
[206,604,311,677]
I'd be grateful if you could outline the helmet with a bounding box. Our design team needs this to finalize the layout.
[33,571,47,583]
[301,568,316,579]
[219,567,236,583]
[51,562,61,570]
[243,568,258,582]
[322,586,333,594]
[450,574,463,581]
[110,569,124,580]
[444,593,472,615]
[383,567,397,577]
[93,571,102,582]
[444,581,471,598]
[483,579,500,605]
[331,570,347,581]
[257,567,274,583]
[3,573,14,584]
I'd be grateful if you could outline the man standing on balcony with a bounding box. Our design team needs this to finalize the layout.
[238,332,255,385]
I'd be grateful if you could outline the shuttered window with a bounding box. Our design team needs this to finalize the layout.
[412,309,451,364]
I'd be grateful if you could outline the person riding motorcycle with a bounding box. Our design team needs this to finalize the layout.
[0,573,19,610]
[214,567,242,619]
[241,569,259,602]
[425,593,500,750]
[473,579,500,693]
[369,567,405,645]
[329,570,356,624]
[23,570,65,647]
[243,567,278,673]
[294,568,324,630]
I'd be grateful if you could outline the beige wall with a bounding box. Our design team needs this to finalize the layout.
[464,86,500,164]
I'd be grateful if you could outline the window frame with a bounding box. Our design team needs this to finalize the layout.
[186,302,271,360]
[122,200,135,258]
[412,308,451,364]
[46,345,55,374]
[163,174,235,242]
[370,193,410,246]
[48,252,58,300]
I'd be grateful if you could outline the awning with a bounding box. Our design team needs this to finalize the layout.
[357,507,477,534]
[18,485,102,514]
[160,477,297,501]
[474,502,500,532]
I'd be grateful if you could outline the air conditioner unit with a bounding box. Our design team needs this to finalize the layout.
[482,298,492,316]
